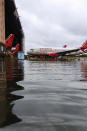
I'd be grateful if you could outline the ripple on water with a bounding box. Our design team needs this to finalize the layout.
[1,60,87,131]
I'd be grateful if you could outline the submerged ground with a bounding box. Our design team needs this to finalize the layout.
[0,59,87,131]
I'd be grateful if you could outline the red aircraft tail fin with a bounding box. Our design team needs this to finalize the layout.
[81,40,87,48]
[5,34,15,48]
[81,40,87,52]
[10,44,20,54]
[15,43,20,52]
[63,44,67,48]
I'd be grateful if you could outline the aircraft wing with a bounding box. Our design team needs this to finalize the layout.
[56,41,87,56]
[56,48,80,56]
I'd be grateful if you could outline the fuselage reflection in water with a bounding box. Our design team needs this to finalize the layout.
[0,58,24,127]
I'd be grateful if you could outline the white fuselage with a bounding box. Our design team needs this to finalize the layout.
[28,47,82,55]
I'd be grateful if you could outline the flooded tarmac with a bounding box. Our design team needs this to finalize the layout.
[0,59,87,131]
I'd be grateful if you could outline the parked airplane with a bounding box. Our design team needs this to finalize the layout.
[5,34,20,53]
[28,41,87,58]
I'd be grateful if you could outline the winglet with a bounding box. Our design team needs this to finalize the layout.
[5,34,15,48]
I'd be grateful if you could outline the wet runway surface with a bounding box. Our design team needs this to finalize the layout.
[0,59,87,131]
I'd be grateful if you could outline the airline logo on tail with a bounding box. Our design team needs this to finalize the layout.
[5,34,15,48]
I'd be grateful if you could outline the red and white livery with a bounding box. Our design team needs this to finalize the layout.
[28,41,87,58]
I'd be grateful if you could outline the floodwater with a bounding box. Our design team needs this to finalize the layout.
[0,58,87,131]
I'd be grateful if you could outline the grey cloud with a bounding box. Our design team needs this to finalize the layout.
[15,0,87,53]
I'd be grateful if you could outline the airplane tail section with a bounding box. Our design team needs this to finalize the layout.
[63,45,67,48]
[81,40,87,52]
[10,44,20,54]
[15,44,20,52]
[6,34,15,48]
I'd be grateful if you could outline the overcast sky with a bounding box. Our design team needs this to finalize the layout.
[15,0,87,53]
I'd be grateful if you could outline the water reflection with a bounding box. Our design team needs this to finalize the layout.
[0,58,24,127]
[1,59,87,130]
[80,61,87,81]
[6,59,24,82]
[0,88,23,127]
[0,58,6,84]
